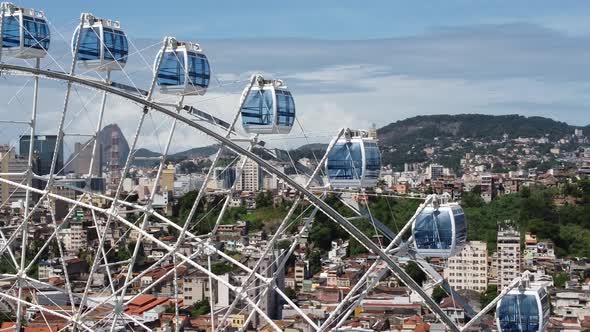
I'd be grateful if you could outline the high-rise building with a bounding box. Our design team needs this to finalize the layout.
[159,164,175,193]
[0,145,28,205]
[108,130,121,193]
[69,141,102,176]
[236,156,261,192]
[19,135,63,176]
[238,250,284,328]
[480,174,495,203]
[496,225,522,291]
[429,163,444,180]
[444,241,488,292]
[209,166,236,190]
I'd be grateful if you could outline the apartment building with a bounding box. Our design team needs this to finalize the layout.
[444,241,488,292]
[497,225,522,291]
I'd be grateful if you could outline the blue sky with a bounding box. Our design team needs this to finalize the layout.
[1,1,589,153]
[12,0,590,39]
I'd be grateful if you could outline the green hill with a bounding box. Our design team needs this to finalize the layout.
[377,114,584,144]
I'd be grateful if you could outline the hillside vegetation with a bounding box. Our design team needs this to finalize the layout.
[307,178,590,258]
[377,114,585,144]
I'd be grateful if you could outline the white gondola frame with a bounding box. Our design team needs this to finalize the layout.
[154,38,209,95]
[240,80,294,135]
[0,3,49,59]
[326,134,380,189]
[495,286,550,332]
[71,13,127,72]
[411,202,466,258]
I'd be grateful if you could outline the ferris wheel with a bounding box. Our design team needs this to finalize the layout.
[0,3,551,332]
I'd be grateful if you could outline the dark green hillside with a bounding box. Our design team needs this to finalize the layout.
[377,114,576,144]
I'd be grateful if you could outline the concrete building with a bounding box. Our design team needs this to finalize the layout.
[238,250,284,328]
[429,164,444,180]
[236,156,261,192]
[209,166,236,190]
[496,225,522,291]
[61,220,87,255]
[68,141,101,176]
[0,145,28,205]
[20,135,63,176]
[159,164,175,193]
[294,260,307,288]
[480,174,494,203]
[444,241,488,292]
[182,270,211,307]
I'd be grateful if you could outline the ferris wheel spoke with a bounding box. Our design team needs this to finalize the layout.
[119,100,182,305]
[218,140,336,330]
[0,188,49,268]
[13,18,86,330]
[75,109,148,324]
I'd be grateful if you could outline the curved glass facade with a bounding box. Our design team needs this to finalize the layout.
[452,207,467,247]
[275,89,295,127]
[22,16,49,50]
[74,27,127,64]
[241,89,274,127]
[102,27,128,63]
[498,294,540,332]
[327,142,363,180]
[187,52,210,88]
[364,142,381,180]
[157,51,185,86]
[414,208,453,250]
[74,27,100,60]
[2,16,20,48]
[2,15,50,51]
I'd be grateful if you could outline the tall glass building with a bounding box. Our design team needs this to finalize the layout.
[19,135,63,176]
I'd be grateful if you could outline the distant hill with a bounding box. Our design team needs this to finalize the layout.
[131,145,220,166]
[377,114,587,145]
[134,148,161,158]
[169,146,219,159]
[287,114,589,171]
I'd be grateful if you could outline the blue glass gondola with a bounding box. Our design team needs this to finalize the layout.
[240,78,295,134]
[326,130,381,188]
[0,3,49,59]
[71,13,128,71]
[412,201,467,257]
[154,38,210,95]
[496,286,550,332]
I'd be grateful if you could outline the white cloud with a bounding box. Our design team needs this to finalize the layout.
[0,21,589,156]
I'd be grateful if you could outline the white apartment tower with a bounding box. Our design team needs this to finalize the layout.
[444,241,488,292]
[496,225,522,291]
[236,156,261,192]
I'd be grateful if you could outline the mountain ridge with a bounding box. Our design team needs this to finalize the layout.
[377,114,588,145]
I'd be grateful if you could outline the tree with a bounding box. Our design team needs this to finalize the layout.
[480,285,498,309]
[307,249,322,276]
[553,272,568,288]
[405,261,426,286]
[255,192,273,208]
[284,287,297,300]
[432,286,447,304]
[190,299,210,317]
[211,262,235,275]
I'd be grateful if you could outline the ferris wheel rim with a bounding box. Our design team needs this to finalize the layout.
[0,62,466,332]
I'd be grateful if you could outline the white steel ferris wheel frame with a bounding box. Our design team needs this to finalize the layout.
[0,13,527,332]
